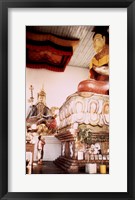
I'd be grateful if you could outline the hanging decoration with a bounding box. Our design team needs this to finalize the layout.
[26,31,79,72]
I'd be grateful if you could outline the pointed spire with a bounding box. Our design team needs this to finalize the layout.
[38,85,46,98]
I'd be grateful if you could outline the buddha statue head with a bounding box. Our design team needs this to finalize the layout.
[92,26,109,53]
[93,33,106,53]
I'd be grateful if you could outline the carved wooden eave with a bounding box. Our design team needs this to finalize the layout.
[56,128,109,143]
[55,125,77,141]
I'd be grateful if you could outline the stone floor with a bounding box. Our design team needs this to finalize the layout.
[26,161,109,174]
[32,161,68,174]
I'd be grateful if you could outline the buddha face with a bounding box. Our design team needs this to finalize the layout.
[93,33,106,53]
[38,95,45,104]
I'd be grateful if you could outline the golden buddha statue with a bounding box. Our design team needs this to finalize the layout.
[78,26,109,95]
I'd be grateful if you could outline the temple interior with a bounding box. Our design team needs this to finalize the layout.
[26,26,109,174]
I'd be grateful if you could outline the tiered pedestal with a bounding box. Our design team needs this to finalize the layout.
[55,90,109,173]
[54,128,109,173]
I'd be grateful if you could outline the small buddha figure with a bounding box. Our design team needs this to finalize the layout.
[26,87,52,124]
[26,87,57,133]
[89,26,109,81]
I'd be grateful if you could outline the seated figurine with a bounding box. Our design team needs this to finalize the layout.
[26,88,54,127]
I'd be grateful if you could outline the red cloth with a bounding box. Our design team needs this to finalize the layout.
[26,37,74,72]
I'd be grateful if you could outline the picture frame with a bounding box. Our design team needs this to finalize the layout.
[0,0,135,199]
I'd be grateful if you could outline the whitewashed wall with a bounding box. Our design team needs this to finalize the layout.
[33,136,61,161]
[26,65,89,111]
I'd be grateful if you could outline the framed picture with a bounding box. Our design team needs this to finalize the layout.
[0,0,135,199]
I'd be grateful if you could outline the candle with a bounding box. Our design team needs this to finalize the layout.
[95,155,98,160]
[100,164,106,174]
[85,152,89,161]
[78,151,84,160]
[85,164,89,173]
[85,163,97,174]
